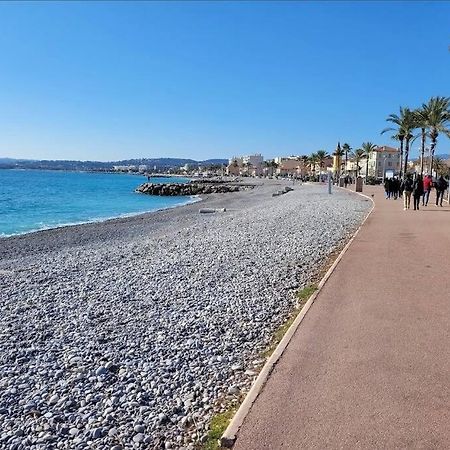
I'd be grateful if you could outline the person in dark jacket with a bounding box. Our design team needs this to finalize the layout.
[412,175,424,210]
[384,178,390,199]
[435,176,449,207]
[401,174,414,210]
[392,177,399,200]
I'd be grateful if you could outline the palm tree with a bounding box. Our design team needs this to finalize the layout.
[270,160,279,172]
[382,107,416,177]
[316,150,329,176]
[353,148,365,177]
[300,155,309,177]
[421,96,450,175]
[333,142,344,178]
[413,106,429,176]
[309,152,318,179]
[433,156,449,177]
[342,143,351,175]
[361,142,377,179]
[388,133,404,176]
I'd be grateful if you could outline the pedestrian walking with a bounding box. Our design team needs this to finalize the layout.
[413,175,424,210]
[384,178,390,199]
[435,175,449,207]
[398,178,404,198]
[392,177,399,200]
[401,174,414,210]
[422,174,433,206]
[389,178,396,199]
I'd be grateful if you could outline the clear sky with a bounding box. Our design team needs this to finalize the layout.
[0,1,449,161]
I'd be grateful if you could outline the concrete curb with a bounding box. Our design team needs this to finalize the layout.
[220,188,375,448]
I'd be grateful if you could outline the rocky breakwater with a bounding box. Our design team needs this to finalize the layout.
[136,182,253,196]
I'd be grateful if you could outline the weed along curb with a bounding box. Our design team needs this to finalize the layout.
[219,190,375,448]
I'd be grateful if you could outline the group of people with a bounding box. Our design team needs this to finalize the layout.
[384,174,449,210]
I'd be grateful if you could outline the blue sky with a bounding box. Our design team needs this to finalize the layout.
[0,1,449,161]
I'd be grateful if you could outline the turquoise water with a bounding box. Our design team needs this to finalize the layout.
[0,170,193,237]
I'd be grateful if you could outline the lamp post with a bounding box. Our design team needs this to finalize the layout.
[382,154,387,183]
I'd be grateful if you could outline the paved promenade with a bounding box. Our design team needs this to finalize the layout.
[233,186,450,449]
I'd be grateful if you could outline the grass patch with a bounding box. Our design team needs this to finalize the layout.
[296,284,318,304]
[261,284,318,359]
[202,405,239,450]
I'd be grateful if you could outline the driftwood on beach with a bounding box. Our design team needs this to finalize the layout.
[136,182,254,196]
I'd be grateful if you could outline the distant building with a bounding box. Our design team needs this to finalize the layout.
[242,154,264,168]
[227,153,264,176]
[369,146,400,178]
[113,165,138,172]
[276,158,302,176]
[342,145,401,179]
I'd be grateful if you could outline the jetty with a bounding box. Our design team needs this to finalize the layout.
[135,180,254,196]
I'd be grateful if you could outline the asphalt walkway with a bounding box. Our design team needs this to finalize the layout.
[233,185,450,449]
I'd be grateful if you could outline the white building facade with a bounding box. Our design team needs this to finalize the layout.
[367,146,400,179]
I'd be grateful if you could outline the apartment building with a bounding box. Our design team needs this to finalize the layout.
[368,146,400,178]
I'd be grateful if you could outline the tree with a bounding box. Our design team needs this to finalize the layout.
[263,160,272,176]
[342,143,351,176]
[433,156,449,177]
[315,150,329,176]
[300,155,309,176]
[382,107,416,177]
[413,106,429,176]
[244,162,253,175]
[352,148,365,177]
[333,142,344,177]
[421,96,450,175]
[361,142,377,179]
[309,152,318,179]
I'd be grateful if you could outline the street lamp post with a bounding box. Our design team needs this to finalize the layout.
[382,154,387,183]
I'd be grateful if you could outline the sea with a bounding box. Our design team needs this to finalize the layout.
[0,169,194,237]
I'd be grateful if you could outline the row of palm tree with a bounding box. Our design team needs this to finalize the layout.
[332,142,378,177]
[382,96,450,177]
[303,150,330,178]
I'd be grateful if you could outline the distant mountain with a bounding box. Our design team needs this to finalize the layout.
[0,157,228,171]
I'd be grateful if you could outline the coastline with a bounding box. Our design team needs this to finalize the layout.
[0,194,201,240]
[0,170,193,241]
[0,180,371,449]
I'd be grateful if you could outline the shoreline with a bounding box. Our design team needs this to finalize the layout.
[0,180,371,449]
[0,194,201,240]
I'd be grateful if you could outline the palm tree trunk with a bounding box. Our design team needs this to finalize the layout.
[399,139,404,178]
[403,138,410,176]
[345,151,348,175]
[420,128,426,175]
[365,158,369,180]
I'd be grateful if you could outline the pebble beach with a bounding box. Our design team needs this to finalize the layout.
[0,180,371,450]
